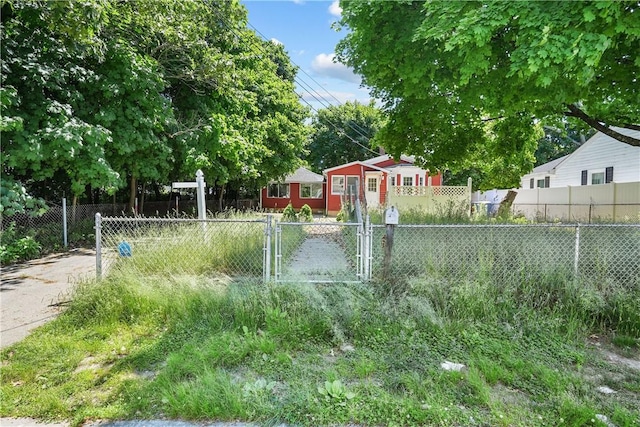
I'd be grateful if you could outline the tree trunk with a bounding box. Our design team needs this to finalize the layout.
[72,194,78,224]
[218,184,225,212]
[140,181,146,215]
[128,175,137,215]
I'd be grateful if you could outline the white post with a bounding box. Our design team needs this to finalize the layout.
[196,169,206,220]
[467,177,473,217]
[95,213,102,280]
[62,197,68,247]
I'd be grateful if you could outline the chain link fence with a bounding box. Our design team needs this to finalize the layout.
[370,223,640,290]
[94,214,639,290]
[96,215,269,282]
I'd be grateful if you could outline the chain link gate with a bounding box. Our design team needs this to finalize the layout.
[274,221,367,283]
[96,215,638,288]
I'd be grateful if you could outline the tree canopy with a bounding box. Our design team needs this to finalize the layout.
[1,0,308,212]
[337,1,640,188]
[306,101,385,172]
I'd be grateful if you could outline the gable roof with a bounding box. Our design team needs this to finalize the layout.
[530,154,570,174]
[525,127,640,177]
[362,154,415,166]
[281,167,324,183]
[322,160,387,174]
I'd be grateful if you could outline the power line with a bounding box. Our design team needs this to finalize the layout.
[206,3,380,157]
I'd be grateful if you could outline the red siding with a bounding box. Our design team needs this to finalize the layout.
[261,183,326,212]
[326,164,373,215]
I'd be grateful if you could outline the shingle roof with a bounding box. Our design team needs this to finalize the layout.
[531,154,570,174]
[283,167,324,183]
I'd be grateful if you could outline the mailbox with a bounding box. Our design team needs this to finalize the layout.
[385,206,399,225]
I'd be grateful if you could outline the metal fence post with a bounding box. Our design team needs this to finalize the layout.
[574,223,581,277]
[62,197,68,248]
[363,214,371,281]
[95,213,102,280]
[264,214,272,282]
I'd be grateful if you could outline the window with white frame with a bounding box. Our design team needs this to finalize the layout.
[367,177,377,192]
[419,176,424,186]
[591,171,605,185]
[300,183,323,199]
[390,176,396,186]
[267,183,289,198]
[346,176,359,195]
[403,176,413,186]
[331,176,345,195]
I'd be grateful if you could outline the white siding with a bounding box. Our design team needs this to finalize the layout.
[552,129,640,187]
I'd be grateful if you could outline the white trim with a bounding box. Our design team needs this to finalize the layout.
[299,182,323,199]
[331,175,345,195]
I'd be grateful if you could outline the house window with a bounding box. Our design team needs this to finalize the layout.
[390,176,396,186]
[537,176,550,188]
[529,178,534,189]
[268,183,289,198]
[605,166,614,183]
[403,176,413,186]
[581,170,588,186]
[300,183,323,199]
[419,177,424,186]
[331,176,345,195]
[346,176,359,195]
[367,177,377,192]
[591,171,605,185]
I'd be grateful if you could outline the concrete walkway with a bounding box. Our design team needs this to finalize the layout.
[0,248,96,349]
[283,223,355,282]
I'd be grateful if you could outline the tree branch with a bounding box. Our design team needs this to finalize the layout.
[565,104,640,147]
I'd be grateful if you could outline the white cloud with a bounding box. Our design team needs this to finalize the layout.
[292,0,304,4]
[311,53,360,84]
[270,38,283,46]
[328,0,342,17]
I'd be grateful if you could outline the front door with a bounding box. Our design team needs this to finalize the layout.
[365,175,380,209]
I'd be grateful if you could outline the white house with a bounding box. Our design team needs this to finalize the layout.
[520,127,640,189]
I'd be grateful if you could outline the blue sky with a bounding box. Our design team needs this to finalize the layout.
[242,0,371,112]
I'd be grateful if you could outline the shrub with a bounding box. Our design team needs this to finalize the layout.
[299,204,313,222]
[0,222,42,264]
[282,203,298,222]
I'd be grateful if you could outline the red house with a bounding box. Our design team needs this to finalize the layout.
[260,167,326,212]
[323,155,442,216]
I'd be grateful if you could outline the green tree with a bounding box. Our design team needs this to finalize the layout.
[306,101,384,172]
[337,1,640,188]
[1,1,121,205]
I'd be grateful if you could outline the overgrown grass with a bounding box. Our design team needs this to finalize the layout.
[2,267,639,426]
[2,216,638,426]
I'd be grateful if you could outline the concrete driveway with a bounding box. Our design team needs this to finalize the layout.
[0,248,96,349]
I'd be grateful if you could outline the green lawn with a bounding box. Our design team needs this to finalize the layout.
[1,270,639,426]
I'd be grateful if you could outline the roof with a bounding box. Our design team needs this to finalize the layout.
[323,160,387,174]
[362,154,415,165]
[526,126,640,176]
[323,154,417,175]
[282,167,324,183]
[531,154,570,174]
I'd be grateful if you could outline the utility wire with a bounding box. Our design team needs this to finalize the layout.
[207,3,380,157]
[246,21,376,139]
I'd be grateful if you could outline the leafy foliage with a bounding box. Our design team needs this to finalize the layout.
[1,0,308,213]
[299,204,314,223]
[282,203,298,222]
[306,101,384,172]
[337,1,640,188]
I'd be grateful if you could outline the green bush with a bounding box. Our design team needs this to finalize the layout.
[0,222,42,264]
[282,203,298,222]
[299,204,313,222]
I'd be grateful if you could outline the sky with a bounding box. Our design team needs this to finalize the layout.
[241,0,371,112]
